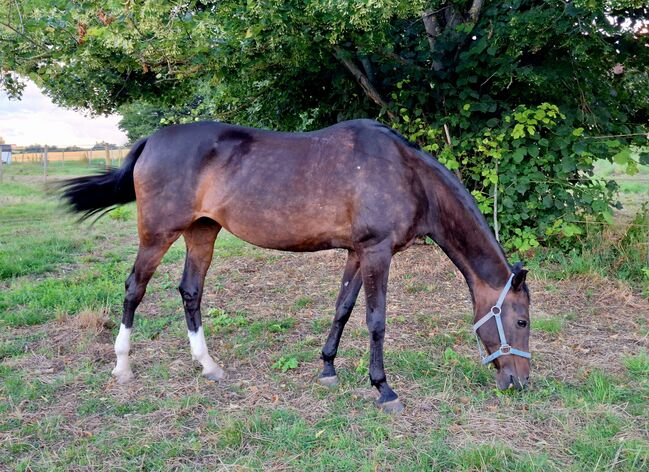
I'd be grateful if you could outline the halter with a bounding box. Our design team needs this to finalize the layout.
[472,274,531,365]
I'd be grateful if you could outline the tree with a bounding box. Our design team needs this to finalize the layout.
[1,1,647,248]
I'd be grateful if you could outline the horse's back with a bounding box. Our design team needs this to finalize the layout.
[133,120,427,251]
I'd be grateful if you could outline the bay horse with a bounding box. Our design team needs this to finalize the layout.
[60,119,531,413]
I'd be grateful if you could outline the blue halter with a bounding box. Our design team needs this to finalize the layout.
[472,274,531,365]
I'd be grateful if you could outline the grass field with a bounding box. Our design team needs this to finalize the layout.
[1,162,648,471]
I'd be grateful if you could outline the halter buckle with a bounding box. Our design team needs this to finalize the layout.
[500,344,511,354]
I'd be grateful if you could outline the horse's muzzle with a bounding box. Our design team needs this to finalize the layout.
[496,370,529,390]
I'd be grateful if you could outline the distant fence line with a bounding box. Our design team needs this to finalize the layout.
[12,147,132,164]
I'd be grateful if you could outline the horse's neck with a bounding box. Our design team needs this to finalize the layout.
[418,160,511,292]
[435,233,510,294]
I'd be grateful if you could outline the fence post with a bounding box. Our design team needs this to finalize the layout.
[62,150,65,167]
[0,150,3,184]
[105,143,110,169]
[43,145,48,181]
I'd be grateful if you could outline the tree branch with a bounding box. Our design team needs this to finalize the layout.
[334,46,395,121]
[359,55,375,84]
[444,5,462,31]
[421,10,443,70]
[12,0,25,33]
[421,10,441,52]
[468,0,485,24]
[0,20,46,51]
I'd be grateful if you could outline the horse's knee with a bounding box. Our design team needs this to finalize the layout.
[366,317,385,339]
[125,269,134,289]
[334,302,354,321]
[123,273,144,314]
[178,285,200,307]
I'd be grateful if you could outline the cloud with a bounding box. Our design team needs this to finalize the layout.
[0,80,127,147]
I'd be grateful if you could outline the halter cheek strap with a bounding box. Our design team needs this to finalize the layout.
[472,274,531,365]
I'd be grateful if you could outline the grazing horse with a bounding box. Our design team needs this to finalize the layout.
[60,119,531,413]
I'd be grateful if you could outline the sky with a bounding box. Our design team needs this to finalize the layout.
[0,80,127,148]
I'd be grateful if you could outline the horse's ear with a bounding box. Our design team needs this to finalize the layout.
[512,262,528,291]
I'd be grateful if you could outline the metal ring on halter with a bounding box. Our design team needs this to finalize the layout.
[491,306,501,316]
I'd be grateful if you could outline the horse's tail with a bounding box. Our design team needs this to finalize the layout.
[58,137,148,220]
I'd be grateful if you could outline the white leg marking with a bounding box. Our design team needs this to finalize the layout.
[188,327,224,381]
[111,324,134,383]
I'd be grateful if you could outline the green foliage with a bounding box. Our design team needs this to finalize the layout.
[206,308,248,334]
[474,103,618,250]
[107,205,133,221]
[272,356,299,372]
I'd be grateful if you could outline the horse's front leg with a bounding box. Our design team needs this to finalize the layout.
[359,241,403,413]
[319,250,362,386]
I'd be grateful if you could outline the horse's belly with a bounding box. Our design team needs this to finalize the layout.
[204,199,353,251]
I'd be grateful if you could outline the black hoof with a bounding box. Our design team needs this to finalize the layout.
[377,398,404,414]
[317,375,339,387]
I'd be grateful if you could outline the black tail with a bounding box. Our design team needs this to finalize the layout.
[58,137,148,220]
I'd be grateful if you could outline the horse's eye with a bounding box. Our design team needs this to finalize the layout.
[517,320,528,328]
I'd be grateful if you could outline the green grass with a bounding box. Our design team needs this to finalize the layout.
[570,414,648,471]
[619,181,649,193]
[533,317,563,334]
[0,234,90,279]
[594,158,649,178]
[0,262,127,326]
[405,281,433,293]
[530,205,648,291]
[292,296,314,311]
[624,351,649,377]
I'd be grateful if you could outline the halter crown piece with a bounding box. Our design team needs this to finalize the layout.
[472,274,532,365]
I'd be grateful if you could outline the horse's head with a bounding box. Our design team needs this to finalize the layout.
[473,263,531,390]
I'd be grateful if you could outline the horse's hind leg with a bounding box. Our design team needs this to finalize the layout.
[179,218,224,381]
[319,250,362,386]
[113,232,180,384]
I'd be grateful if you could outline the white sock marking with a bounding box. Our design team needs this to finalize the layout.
[112,323,133,381]
[188,326,223,378]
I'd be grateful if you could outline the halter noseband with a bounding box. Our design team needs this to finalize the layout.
[472,274,531,365]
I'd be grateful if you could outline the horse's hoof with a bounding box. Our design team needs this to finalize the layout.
[112,369,134,384]
[203,368,225,381]
[377,398,404,414]
[317,375,339,387]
